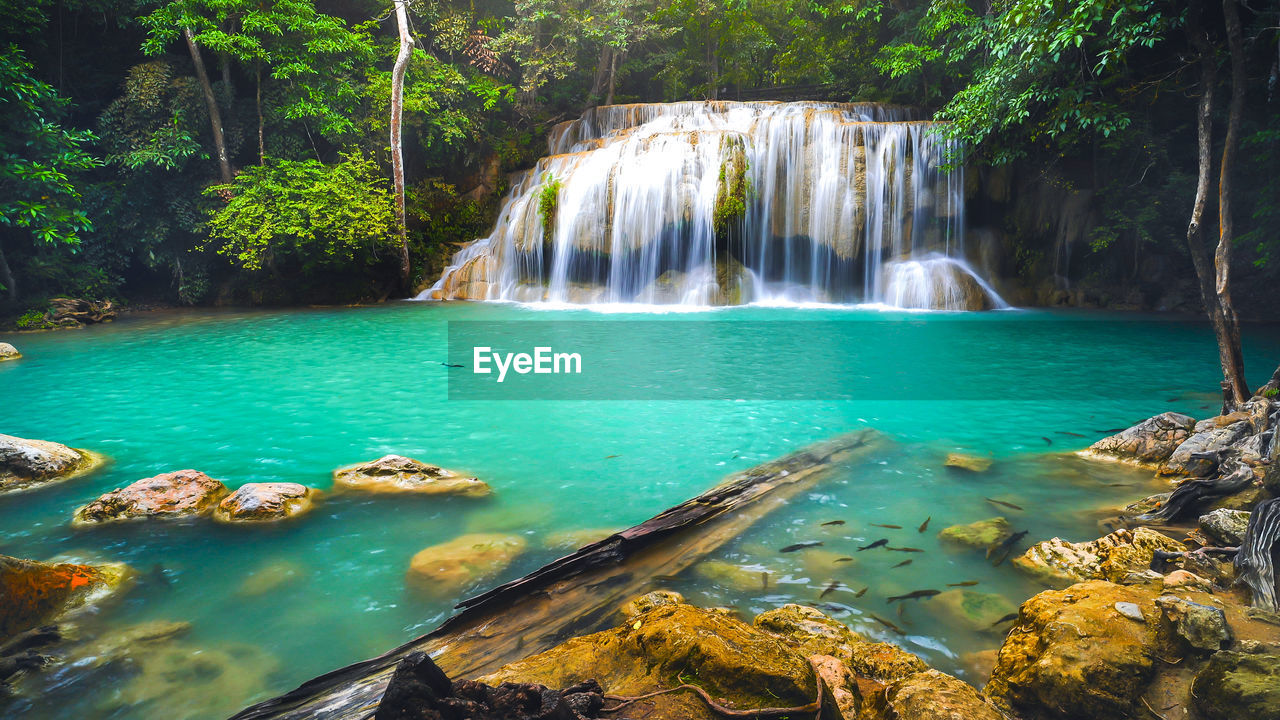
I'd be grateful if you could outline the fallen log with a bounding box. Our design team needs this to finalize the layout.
[231,430,882,720]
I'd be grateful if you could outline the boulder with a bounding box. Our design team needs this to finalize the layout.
[932,590,1018,633]
[753,603,863,659]
[1084,412,1196,466]
[0,342,19,361]
[1013,527,1184,587]
[1192,651,1280,720]
[0,554,131,641]
[986,580,1160,719]
[406,533,526,597]
[333,455,491,497]
[72,469,229,525]
[1155,595,1230,652]
[1199,508,1251,546]
[866,669,1008,720]
[0,433,105,494]
[944,453,992,472]
[212,482,318,523]
[938,517,1012,549]
[1161,420,1252,477]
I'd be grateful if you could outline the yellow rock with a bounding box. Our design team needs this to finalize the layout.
[333,455,491,497]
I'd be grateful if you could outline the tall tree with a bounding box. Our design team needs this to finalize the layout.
[181,26,234,183]
[1214,0,1250,407]
[390,0,413,290]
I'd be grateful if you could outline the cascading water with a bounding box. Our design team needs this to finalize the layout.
[421,101,1007,310]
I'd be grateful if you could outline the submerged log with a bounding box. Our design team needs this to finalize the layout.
[231,430,881,720]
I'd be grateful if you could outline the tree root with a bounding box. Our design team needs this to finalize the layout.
[1139,459,1256,523]
[601,657,826,719]
[1236,497,1280,611]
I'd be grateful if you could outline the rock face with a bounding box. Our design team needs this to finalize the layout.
[0,342,19,361]
[1193,651,1280,720]
[72,469,229,525]
[1084,412,1196,466]
[0,555,131,641]
[1013,527,1184,587]
[1199,508,1251,545]
[938,517,1012,549]
[0,434,105,494]
[212,482,318,522]
[333,455,491,497]
[407,533,526,596]
[986,580,1160,719]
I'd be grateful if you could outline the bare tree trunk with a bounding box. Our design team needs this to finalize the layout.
[0,235,16,301]
[184,27,233,183]
[390,0,414,292]
[606,49,618,106]
[1215,0,1250,408]
[256,61,265,165]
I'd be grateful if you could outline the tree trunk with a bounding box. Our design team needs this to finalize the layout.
[706,26,718,100]
[1215,0,1250,408]
[256,62,265,165]
[589,46,609,105]
[184,27,233,183]
[0,235,16,301]
[605,49,618,106]
[390,0,414,292]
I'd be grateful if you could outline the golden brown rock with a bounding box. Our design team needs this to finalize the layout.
[1013,527,1185,587]
[72,469,229,525]
[866,669,1008,720]
[213,482,318,523]
[333,455,491,497]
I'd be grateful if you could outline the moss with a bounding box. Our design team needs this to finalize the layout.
[713,143,751,238]
[1193,651,1280,720]
[537,174,562,239]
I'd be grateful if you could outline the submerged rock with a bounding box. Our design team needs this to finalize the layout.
[72,469,229,525]
[1199,508,1251,546]
[753,603,863,658]
[0,342,19,361]
[212,482,318,523]
[0,554,131,641]
[333,455,491,497]
[938,517,1012,549]
[543,527,619,551]
[0,433,105,494]
[932,590,1018,633]
[407,533,526,596]
[1084,412,1196,466]
[1013,526,1184,587]
[944,453,992,472]
[1193,651,1280,720]
[101,639,279,719]
[236,559,307,597]
[986,580,1161,719]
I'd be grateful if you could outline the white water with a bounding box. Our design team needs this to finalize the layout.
[422,101,1007,310]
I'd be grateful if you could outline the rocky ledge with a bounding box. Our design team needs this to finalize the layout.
[333,455,492,497]
[0,433,106,495]
[72,469,230,525]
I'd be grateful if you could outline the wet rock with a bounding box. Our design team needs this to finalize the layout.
[809,654,860,720]
[0,434,105,494]
[932,590,1017,633]
[1114,601,1145,621]
[944,453,992,472]
[1162,420,1252,477]
[986,580,1160,719]
[480,602,818,713]
[866,668,1007,720]
[1013,527,1185,587]
[102,639,279,719]
[1192,651,1280,720]
[620,590,684,620]
[1084,412,1196,466]
[938,517,1012,549]
[1122,492,1168,517]
[1199,508,1251,545]
[0,342,19,361]
[754,604,863,658]
[1156,595,1230,652]
[333,455,491,497]
[1209,485,1269,512]
[72,469,229,525]
[407,533,526,597]
[0,555,131,641]
[844,640,930,684]
[1163,569,1214,592]
[212,482,318,523]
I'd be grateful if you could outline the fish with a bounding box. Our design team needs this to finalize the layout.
[834,557,854,563]
[990,613,1018,628]
[651,574,681,583]
[1055,431,1086,438]
[986,497,1024,511]
[870,614,905,634]
[605,454,620,459]
[820,580,841,599]
[761,572,770,591]
[821,520,846,527]
[780,541,824,553]
[887,546,925,553]
[858,539,889,551]
[1106,482,1132,487]
[891,559,913,569]
[918,516,931,532]
[947,580,980,587]
[987,530,1029,558]
[1041,436,1053,445]
[1096,428,1127,433]
[870,523,902,529]
[440,362,464,368]
[887,589,940,602]
[854,586,868,598]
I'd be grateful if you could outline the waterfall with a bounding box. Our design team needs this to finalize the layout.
[421,101,1007,310]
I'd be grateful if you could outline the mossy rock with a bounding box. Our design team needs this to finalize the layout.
[1193,651,1280,720]
[938,517,1012,549]
[932,590,1017,633]
[753,603,863,658]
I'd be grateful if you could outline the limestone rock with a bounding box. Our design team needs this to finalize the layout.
[1,554,132,641]
[1199,508,1251,546]
[932,590,1018,633]
[810,654,861,720]
[0,433,105,494]
[406,533,526,597]
[333,455,491,497]
[1084,412,1196,466]
[1156,595,1230,652]
[845,640,930,684]
[213,482,318,523]
[938,517,1012,549]
[621,590,684,620]
[0,342,19,361]
[1162,420,1252,477]
[944,453,993,472]
[867,669,1007,720]
[754,603,863,658]
[1013,527,1184,587]
[1193,651,1280,720]
[72,469,229,525]
[986,580,1160,719]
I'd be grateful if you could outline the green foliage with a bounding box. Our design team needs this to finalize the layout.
[538,174,562,238]
[204,153,397,274]
[16,307,54,330]
[713,146,750,237]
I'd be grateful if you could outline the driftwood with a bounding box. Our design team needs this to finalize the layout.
[1139,458,1256,523]
[1236,497,1280,611]
[46,297,116,326]
[231,430,881,720]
